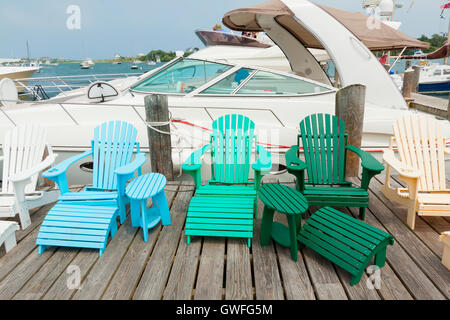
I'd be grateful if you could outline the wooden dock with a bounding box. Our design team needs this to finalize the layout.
[409,93,449,119]
[0,174,449,300]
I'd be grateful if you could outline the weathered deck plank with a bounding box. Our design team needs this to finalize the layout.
[102,184,178,300]
[225,238,253,300]
[194,239,225,300]
[132,183,193,300]
[0,176,448,301]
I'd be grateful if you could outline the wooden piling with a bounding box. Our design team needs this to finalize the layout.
[144,94,174,180]
[335,84,366,178]
[402,70,415,99]
[412,65,421,93]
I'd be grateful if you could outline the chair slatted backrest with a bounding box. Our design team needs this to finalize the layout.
[298,114,347,185]
[393,114,446,192]
[2,125,47,194]
[92,121,139,190]
[210,114,256,184]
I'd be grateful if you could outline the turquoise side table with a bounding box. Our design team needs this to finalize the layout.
[125,173,171,241]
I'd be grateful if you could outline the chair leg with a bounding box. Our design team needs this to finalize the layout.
[375,248,387,268]
[154,192,171,226]
[248,238,251,248]
[260,206,274,246]
[110,219,118,238]
[359,207,366,220]
[38,245,46,255]
[187,235,191,245]
[287,215,298,262]
[4,234,17,253]
[130,200,140,228]
[406,202,417,230]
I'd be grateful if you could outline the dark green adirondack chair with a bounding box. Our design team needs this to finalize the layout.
[182,114,272,247]
[285,113,384,219]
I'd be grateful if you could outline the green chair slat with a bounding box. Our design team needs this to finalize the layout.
[298,207,394,286]
[185,223,253,232]
[185,229,253,238]
[302,224,367,262]
[320,208,387,243]
[305,219,372,255]
[187,206,254,213]
[315,210,381,245]
[300,229,363,269]
[187,212,254,219]
[303,186,368,196]
[186,218,253,225]
[298,234,360,275]
[309,215,377,249]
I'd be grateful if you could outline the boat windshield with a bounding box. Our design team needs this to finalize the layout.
[131,59,233,94]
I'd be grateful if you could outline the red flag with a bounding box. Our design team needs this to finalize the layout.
[379,54,388,65]
[441,3,450,9]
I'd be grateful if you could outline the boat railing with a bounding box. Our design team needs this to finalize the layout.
[13,73,143,100]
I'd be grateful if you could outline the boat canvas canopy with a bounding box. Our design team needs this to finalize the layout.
[223,0,429,51]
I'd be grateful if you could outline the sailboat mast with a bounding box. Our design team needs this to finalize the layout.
[26,40,30,61]
[446,13,450,65]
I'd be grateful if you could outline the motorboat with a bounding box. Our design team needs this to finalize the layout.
[0,0,446,184]
[80,58,95,67]
[0,59,40,92]
[416,63,450,94]
[80,61,90,69]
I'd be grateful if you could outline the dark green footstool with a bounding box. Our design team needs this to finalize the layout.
[258,184,308,261]
[298,207,394,286]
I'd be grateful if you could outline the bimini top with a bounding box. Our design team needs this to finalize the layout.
[223,0,429,51]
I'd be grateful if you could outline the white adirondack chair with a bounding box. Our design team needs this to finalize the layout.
[381,114,450,230]
[440,231,450,270]
[0,124,59,229]
[0,221,19,253]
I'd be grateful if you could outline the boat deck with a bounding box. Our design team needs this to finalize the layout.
[0,173,449,300]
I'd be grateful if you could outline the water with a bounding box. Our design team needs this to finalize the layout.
[26,62,162,98]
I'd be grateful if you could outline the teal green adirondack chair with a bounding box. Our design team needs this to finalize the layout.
[182,114,272,247]
[36,121,146,256]
[285,114,384,220]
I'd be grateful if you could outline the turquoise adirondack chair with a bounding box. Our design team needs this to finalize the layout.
[36,121,146,256]
[182,114,271,247]
[285,114,384,219]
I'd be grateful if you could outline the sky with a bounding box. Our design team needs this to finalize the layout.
[0,0,448,60]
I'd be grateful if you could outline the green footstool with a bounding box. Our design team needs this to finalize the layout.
[258,184,308,261]
[298,207,394,286]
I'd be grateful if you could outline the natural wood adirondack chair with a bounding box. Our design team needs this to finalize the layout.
[182,114,272,246]
[37,121,146,256]
[286,114,384,219]
[0,124,59,229]
[381,114,450,230]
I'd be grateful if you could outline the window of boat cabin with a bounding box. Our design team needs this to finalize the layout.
[131,59,232,94]
[235,71,330,95]
[200,68,255,94]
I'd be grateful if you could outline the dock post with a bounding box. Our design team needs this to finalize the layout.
[448,95,450,121]
[412,65,421,93]
[402,70,415,99]
[144,94,174,181]
[335,84,366,178]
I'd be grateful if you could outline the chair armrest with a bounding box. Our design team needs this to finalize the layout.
[182,144,211,173]
[9,153,57,183]
[252,145,272,191]
[346,145,384,173]
[285,145,307,172]
[115,152,146,196]
[252,144,272,173]
[383,150,421,179]
[115,152,146,176]
[42,150,92,193]
[182,144,211,189]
